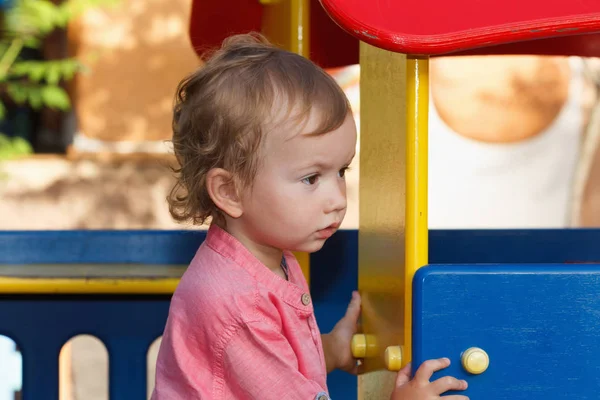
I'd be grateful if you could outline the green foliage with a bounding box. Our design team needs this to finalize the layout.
[0,0,115,160]
[0,132,32,159]
[5,0,118,42]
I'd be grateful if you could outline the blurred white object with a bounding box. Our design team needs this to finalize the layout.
[429,57,585,228]
[0,336,22,400]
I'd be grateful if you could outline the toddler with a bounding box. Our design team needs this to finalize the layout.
[151,32,468,400]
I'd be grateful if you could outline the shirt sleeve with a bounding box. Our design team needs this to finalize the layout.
[221,320,330,400]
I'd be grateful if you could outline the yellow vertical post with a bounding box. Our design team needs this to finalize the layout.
[260,0,310,57]
[357,42,407,400]
[293,251,311,284]
[403,56,429,364]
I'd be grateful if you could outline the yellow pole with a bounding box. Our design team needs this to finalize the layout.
[357,42,407,398]
[404,56,429,364]
[260,0,310,58]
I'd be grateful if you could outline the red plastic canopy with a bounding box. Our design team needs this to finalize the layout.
[318,0,600,56]
[188,0,358,68]
[188,0,600,66]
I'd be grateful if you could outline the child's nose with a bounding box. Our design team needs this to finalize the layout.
[326,182,347,213]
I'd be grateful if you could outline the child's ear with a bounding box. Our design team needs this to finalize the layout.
[206,168,243,219]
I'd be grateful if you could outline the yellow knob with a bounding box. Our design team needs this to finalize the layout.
[461,347,489,374]
[351,334,367,358]
[384,345,403,371]
[351,334,378,358]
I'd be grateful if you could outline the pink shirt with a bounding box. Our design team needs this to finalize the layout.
[151,225,330,399]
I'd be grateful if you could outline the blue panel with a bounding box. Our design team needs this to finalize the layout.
[429,229,600,264]
[0,231,206,264]
[413,264,600,399]
[311,230,358,399]
[3,229,600,265]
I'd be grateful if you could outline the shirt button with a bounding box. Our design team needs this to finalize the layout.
[301,293,311,306]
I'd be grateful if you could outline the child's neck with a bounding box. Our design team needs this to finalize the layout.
[218,221,286,278]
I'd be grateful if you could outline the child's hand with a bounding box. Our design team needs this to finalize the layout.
[391,358,469,400]
[322,291,361,374]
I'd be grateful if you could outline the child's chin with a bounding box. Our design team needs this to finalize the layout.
[296,239,327,253]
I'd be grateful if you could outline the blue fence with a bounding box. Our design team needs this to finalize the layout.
[0,228,599,399]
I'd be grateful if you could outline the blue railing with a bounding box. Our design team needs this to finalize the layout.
[1,229,599,399]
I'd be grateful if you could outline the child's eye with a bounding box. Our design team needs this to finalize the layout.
[302,174,319,185]
[338,167,350,178]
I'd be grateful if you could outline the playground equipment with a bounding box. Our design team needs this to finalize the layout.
[316,0,600,398]
[1,0,600,399]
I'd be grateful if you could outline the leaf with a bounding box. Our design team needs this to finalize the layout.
[4,10,34,37]
[29,63,46,82]
[59,59,81,80]
[8,61,28,77]
[22,37,42,49]
[4,0,92,37]
[23,0,61,34]
[0,134,33,160]
[10,137,33,155]
[27,88,43,109]
[9,61,45,82]
[7,83,29,104]
[49,59,82,81]
[45,62,61,85]
[0,102,6,120]
[41,85,71,110]
[9,59,83,83]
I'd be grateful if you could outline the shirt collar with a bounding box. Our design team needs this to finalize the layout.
[205,224,313,313]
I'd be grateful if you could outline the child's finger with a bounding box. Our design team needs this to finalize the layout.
[439,396,469,400]
[343,291,361,322]
[413,358,451,382]
[394,363,412,387]
[430,375,468,394]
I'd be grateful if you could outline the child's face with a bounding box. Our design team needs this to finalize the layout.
[239,111,357,253]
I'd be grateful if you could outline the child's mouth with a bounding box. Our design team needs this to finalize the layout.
[316,223,340,239]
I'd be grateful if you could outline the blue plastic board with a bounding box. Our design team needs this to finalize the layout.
[413,264,600,399]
